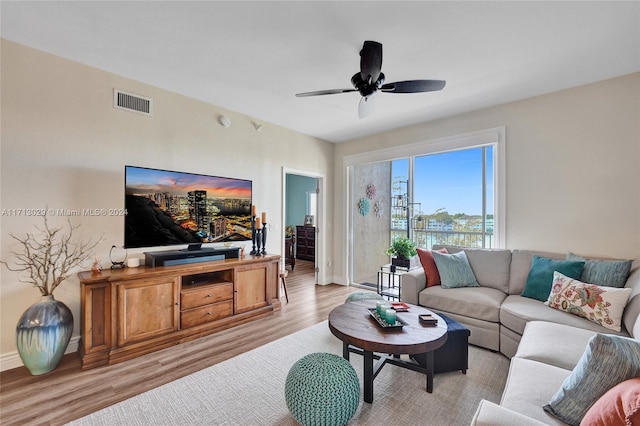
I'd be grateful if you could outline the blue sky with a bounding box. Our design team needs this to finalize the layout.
[392,147,494,216]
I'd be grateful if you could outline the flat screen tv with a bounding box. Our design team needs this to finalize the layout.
[124,165,252,249]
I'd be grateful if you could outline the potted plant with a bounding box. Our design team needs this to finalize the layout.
[385,236,417,269]
[1,216,100,375]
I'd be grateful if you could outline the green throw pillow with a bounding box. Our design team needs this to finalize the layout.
[432,250,479,288]
[566,253,632,288]
[521,256,584,301]
[543,334,640,426]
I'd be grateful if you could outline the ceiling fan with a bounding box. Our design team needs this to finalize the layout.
[295,40,446,119]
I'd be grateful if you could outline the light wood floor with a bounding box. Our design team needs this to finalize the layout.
[0,260,362,426]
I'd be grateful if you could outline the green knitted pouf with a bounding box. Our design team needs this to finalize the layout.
[344,291,384,303]
[285,352,360,426]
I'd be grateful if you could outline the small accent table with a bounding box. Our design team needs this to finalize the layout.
[328,300,448,403]
[377,264,417,300]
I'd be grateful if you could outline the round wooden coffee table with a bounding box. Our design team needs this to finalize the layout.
[328,300,447,403]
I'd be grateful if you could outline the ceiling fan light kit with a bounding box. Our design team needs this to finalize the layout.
[296,40,446,119]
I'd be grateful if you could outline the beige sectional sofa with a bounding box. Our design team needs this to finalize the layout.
[400,246,640,425]
[401,246,640,357]
[471,321,640,425]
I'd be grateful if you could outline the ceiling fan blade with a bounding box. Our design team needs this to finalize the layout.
[295,88,357,97]
[358,94,376,119]
[360,41,382,84]
[380,80,446,93]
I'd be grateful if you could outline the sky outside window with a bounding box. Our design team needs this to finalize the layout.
[393,147,493,217]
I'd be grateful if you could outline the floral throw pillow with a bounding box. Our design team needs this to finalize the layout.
[545,271,632,332]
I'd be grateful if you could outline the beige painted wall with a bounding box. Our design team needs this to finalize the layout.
[0,40,334,360]
[333,73,640,284]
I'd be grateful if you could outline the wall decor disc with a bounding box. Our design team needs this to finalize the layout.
[374,199,384,217]
[358,198,370,216]
[366,183,377,199]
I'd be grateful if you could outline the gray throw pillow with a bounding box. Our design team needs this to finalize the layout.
[543,334,640,426]
[566,253,632,288]
[432,250,479,288]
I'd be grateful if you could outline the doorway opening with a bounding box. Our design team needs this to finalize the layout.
[282,168,324,285]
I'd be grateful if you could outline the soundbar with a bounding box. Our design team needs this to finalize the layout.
[144,247,241,268]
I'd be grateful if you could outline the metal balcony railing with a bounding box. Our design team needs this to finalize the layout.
[391,229,494,249]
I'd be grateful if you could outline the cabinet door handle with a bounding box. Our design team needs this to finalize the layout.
[206,294,212,298]
[206,312,211,316]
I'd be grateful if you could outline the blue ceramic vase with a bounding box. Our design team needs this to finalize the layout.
[16,295,73,375]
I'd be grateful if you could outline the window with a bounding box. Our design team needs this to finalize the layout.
[400,145,494,249]
[344,127,505,285]
[306,191,317,217]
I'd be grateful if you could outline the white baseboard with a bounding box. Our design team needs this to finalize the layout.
[0,336,79,372]
[318,275,348,286]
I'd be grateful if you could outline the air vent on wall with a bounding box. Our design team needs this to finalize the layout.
[114,89,153,116]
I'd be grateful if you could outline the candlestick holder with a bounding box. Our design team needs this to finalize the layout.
[250,216,257,255]
[255,228,263,256]
[261,222,267,255]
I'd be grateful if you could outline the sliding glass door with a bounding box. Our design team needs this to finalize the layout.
[350,142,498,286]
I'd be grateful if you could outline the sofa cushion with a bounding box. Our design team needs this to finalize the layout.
[566,253,632,288]
[521,256,585,302]
[500,358,571,425]
[514,321,597,371]
[543,334,640,426]
[472,400,550,426]
[626,293,640,340]
[545,272,631,332]
[500,295,629,337]
[509,250,565,295]
[622,260,640,339]
[419,286,506,322]
[580,377,640,426]
[432,250,479,288]
[416,247,448,287]
[462,248,512,293]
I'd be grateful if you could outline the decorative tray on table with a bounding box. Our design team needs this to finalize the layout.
[389,302,410,312]
[419,314,438,327]
[367,308,407,329]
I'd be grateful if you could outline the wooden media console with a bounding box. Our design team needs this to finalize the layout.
[78,254,281,370]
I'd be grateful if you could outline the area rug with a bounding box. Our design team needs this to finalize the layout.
[68,321,510,425]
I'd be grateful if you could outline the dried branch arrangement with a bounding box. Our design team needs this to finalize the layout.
[1,216,101,296]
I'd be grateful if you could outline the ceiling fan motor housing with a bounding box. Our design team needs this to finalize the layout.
[351,72,385,97]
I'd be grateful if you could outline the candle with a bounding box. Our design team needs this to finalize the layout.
[255,218,262,229]
[385,308,397,325]
[261,212,267,223]
[251,205,256,217]
[376,300,385,315]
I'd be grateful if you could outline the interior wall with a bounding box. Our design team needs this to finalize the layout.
[333,73,640,285]
[0,40,334,361]
[285,174,316,228]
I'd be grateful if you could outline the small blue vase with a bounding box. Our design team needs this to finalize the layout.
[16,295,73,375]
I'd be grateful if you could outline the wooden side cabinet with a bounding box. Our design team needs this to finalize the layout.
[234,262,269,314]
[296,226,315,261]
[78,254,280,369]
[117,276,180,346]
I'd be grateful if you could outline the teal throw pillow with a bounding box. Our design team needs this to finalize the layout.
[543,334,640,426]
[566,253,632,288]
[432,250,479,289]
[521,256,584,301]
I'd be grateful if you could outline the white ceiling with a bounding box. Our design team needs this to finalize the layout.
[2,1,639,143]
